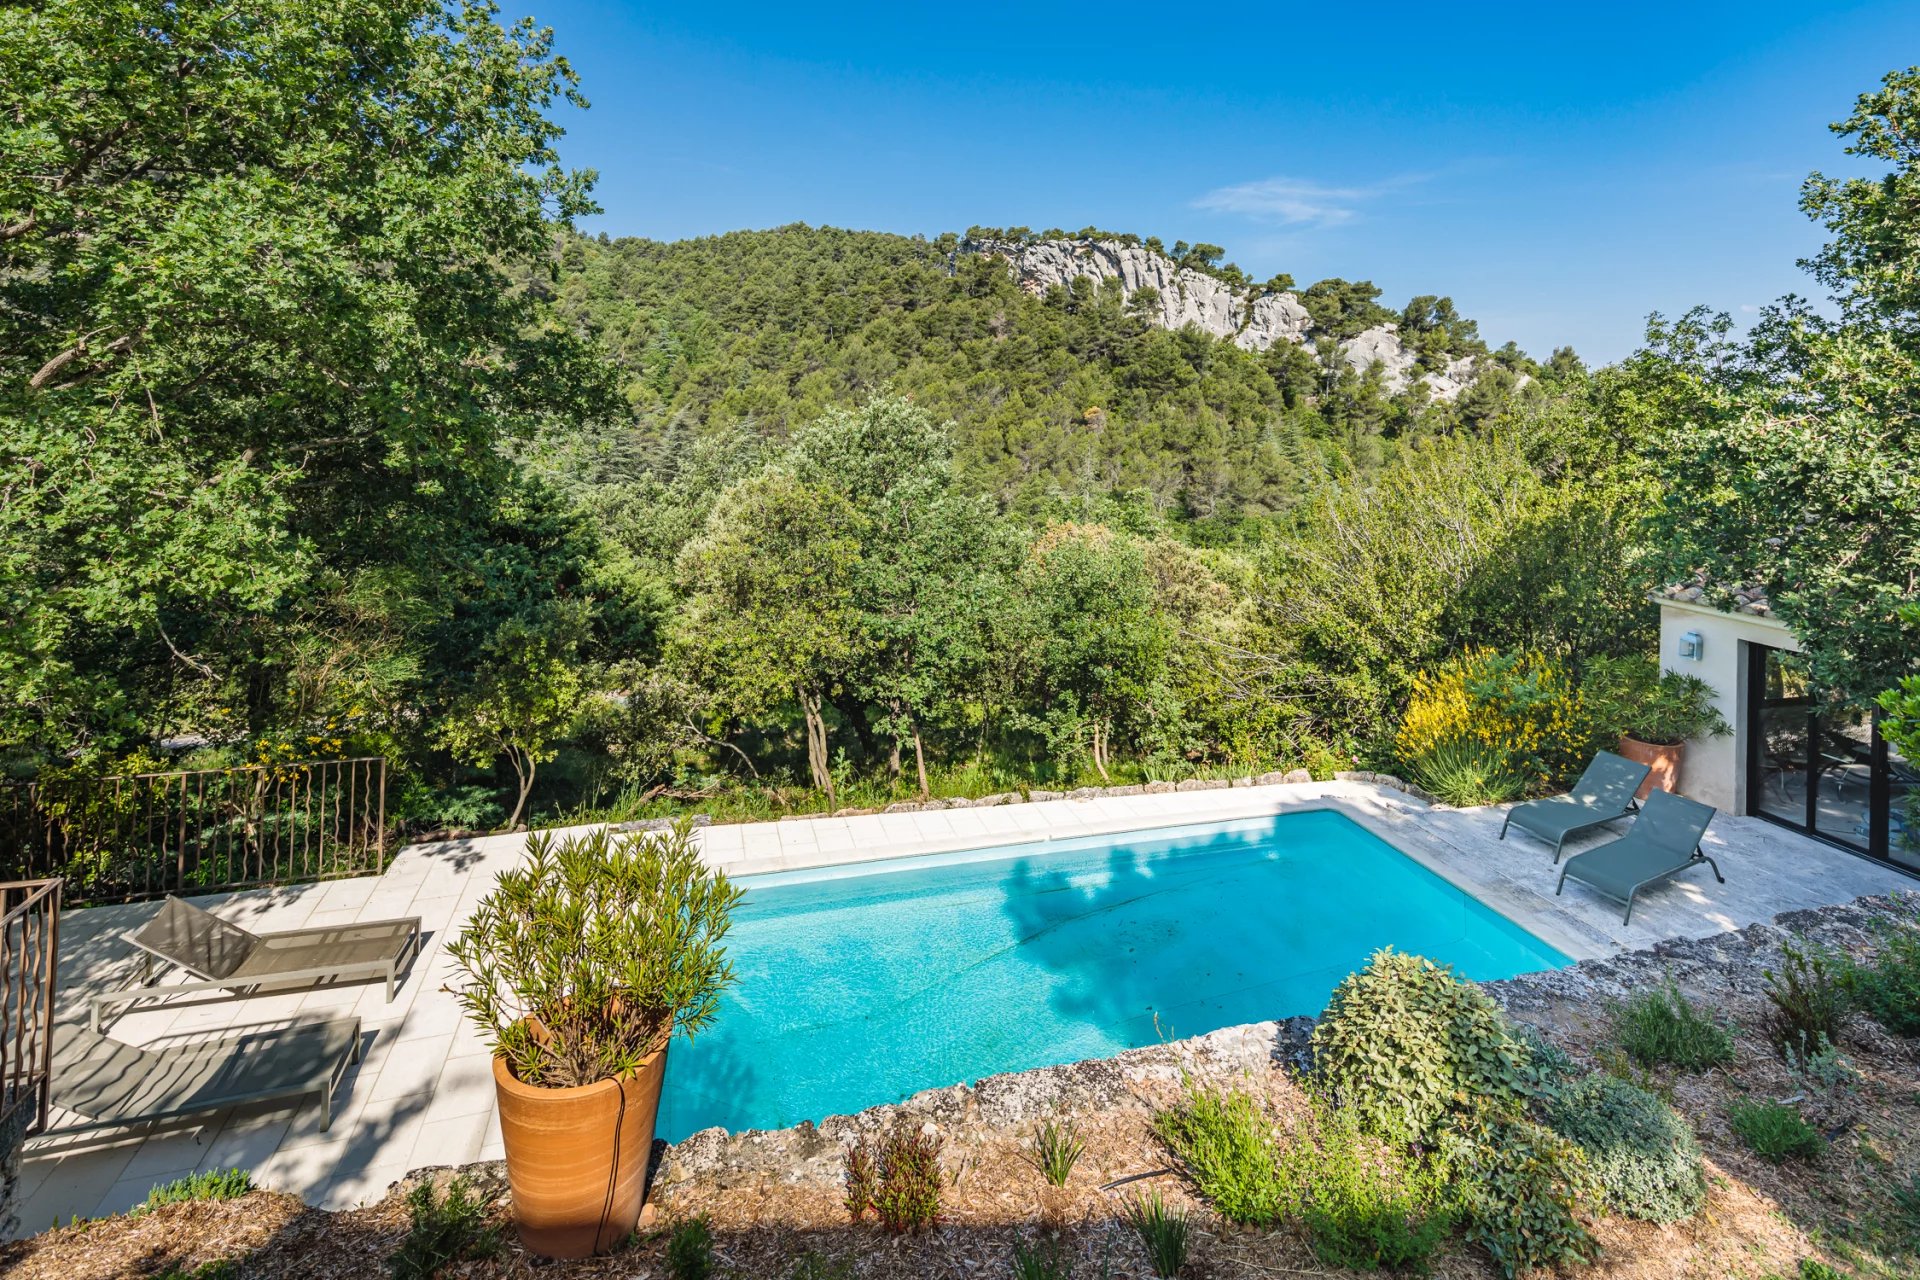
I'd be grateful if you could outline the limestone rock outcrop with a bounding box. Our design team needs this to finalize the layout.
[965,236,1488,402]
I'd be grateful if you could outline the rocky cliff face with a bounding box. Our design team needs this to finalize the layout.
[964,236,1485,402]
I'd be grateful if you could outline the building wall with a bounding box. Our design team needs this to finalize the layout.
[1657,598,1801,813]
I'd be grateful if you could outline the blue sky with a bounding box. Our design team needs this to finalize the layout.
[524,1,1920,363]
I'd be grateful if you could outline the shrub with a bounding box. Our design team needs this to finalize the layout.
[1609,980,1736,1070]
[448,822,742,1087]
[1764,940,1849,1059]
[1440,1107,1597,1280]
[1124,1190,1190,1278]
[1312,949,1543,1143]
[1581,653,1729,745]
[1783,1033,1861,1104]
[1152,1083,1284,1225]
[1727,1099,1824,1163]
[1841,916,1920,1036]
[1406,738,1527,807]
[1543,1073,1707,1223]
[664,1216,715,1280]
[136,1168,252,1215]
[1277,1098,1452,1272]
[388,1178,500,1280]
[848,1127,941,1233]
[1396,648,1598,792]
[1011,1233,1073,1280]
[841,1142,877,1221]
[1029,1118,1084,1187]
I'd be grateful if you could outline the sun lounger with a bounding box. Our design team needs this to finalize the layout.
[50,1016,362,1134]
[1499,750,1652,862]
[1556,789,1722,925]
[91,895,419,1030]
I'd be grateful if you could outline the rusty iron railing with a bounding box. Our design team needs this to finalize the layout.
[0,879,59,1139]
[2,758,387,906]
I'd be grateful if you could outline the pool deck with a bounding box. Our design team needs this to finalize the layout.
[12,779,1912,1237]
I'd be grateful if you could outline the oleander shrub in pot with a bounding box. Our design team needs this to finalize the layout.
[1544,1072,1707,1223]
[1311,948,1544,1143]
[1582,654,1728,797]
[449,821,742,1258]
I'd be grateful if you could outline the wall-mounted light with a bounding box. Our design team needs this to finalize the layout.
[1677,630,1704,661]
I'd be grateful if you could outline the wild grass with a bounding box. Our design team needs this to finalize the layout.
[1764,940,1849,1058]
[1029,1118,1085,1187]
[1610,980,1736,1070]
[664,1216,716,1280]
[1125,1190,1190,1278]
[1406,738,1528,807]
[1010,1233,1074,1280]
[135,1169,252,1216]
[388,1177,500,1280]
[1728,1100,1825,1163]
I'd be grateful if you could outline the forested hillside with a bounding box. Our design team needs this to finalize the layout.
[6,1,1913,839]
[538,226,1569,531]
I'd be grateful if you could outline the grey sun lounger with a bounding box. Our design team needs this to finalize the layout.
[91,895,420,1030]
[50,1016,362,1135]
[1556,789,1723,925]
[1499,750,1652,862]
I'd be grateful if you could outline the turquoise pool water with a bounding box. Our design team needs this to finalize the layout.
[656,809,1568,1140]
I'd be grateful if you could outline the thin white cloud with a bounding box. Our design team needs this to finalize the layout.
[1192,172,1434,228]
[1193,177,1370,227]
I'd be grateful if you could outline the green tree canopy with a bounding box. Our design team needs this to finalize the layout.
[1,0,613,759]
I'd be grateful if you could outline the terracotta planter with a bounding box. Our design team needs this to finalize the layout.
[1617,734,1683,800]
[492,1045,668,1258]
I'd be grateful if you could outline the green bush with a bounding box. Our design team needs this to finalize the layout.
[1543,1073,1706,1223]
[1581,653,1729,745]
[1277,1099,1452,1272]
[1152,1084,1285,1226]
[448,822,742,1088]
[1842,917,1920,1036]
[1407,738,1528,807]
[1764,940,1849,1058]
[1124,1190,1190,1278]
[869,1128,943,1233]
[135,1168,253,1216]
[388,1178,500,1280]
[665,1216,715,1280]
[1728,1099,1824,1163]
[1609,980,1736,1070]
[1440,1107,1597,1280]
[1312,949,1543,1143]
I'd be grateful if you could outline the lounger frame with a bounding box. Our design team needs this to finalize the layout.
[49,1016,363,1136]
[92,913,420,1030]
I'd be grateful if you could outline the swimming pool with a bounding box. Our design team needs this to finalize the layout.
[656,808,1568,1140]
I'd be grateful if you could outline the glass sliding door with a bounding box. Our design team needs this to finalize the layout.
[1746,641,1909,866]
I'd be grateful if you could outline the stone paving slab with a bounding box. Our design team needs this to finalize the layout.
[10,780,1912,1237]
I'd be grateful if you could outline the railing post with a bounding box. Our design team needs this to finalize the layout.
[376,757,388,872]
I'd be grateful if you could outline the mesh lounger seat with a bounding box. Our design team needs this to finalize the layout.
[91,895,420,1030]
[50,1016,362,1134]
[1556,789,1723,925]
[1499,750,1652,862]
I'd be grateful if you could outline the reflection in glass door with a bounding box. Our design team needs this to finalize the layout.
[1747,642,1906,865]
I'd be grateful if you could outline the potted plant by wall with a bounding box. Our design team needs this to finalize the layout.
[449,821,742,1258]
[1583,655,1730,798]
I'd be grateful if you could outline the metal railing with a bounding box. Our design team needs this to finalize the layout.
[2,758,387,906]
[0,879,59,1139]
